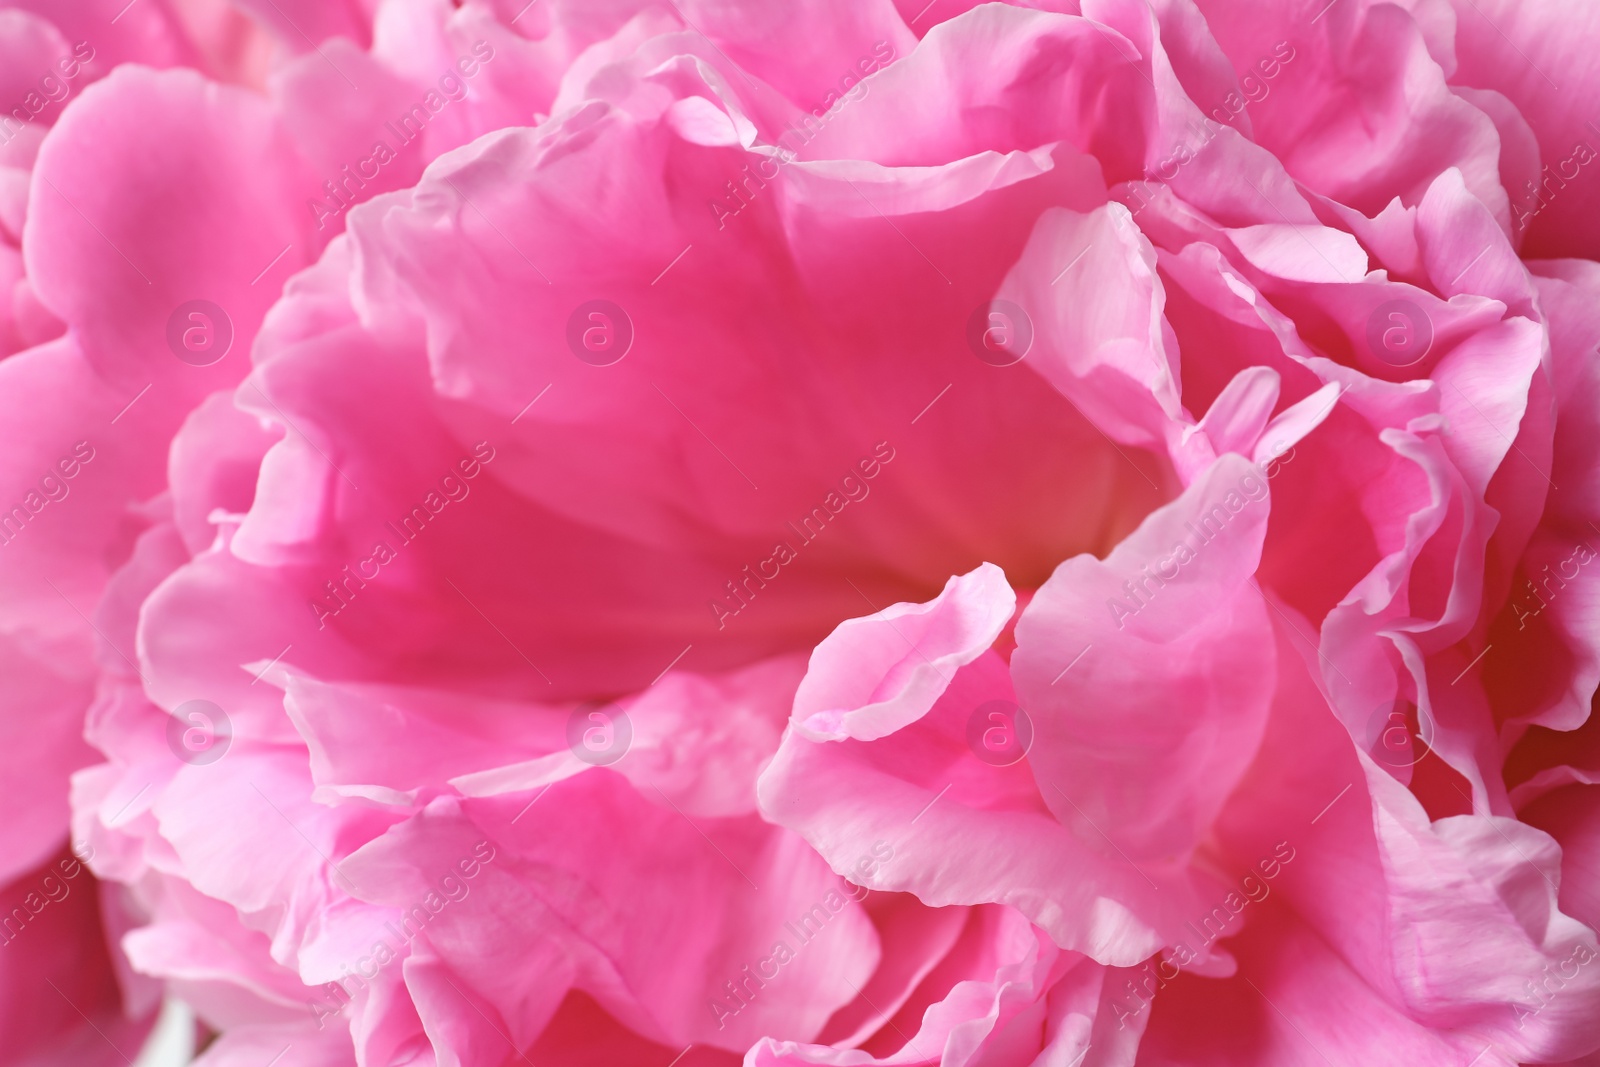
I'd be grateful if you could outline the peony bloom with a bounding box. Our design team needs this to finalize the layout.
[0,842,157,1067]
[0,0,1594,1065]
[0,2,272,1062]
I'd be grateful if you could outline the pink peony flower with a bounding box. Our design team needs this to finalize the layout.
[0,1,1596,1065]
[0,842,158,1067]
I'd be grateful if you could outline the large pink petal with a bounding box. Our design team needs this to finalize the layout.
[760,566,1205,965]
[26,66,313,395]
[1014,452,1274,866]
[339,791,880,1054]
[1446,0,1600,258]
